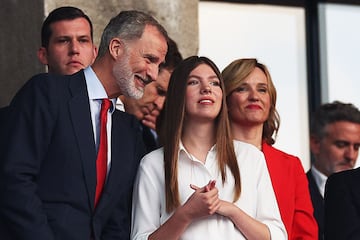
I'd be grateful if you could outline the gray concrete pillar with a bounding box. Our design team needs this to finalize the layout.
[130,0,198,58]
[46,0,198,58]
[0,0,45,107]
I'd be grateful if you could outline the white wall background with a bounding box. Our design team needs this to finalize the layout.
[198,2,360,170]
[198,2,310,170]
[319,3,360,167]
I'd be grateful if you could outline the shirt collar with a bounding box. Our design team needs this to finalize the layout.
[179,141,191,159]
[116,98,125,111]
[179,140,216,163]
[84,66,116,112]
[311,165,327,198]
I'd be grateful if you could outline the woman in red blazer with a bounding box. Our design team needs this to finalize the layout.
[222,58,318,239]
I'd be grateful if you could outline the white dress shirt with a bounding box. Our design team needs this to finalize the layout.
[115,98,125,112]
[131,140,287,240]
[84,66,116,175]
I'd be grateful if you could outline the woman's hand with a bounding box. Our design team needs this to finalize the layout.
[183,180,220,219]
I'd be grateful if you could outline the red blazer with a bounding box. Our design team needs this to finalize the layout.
[262,143,318,239]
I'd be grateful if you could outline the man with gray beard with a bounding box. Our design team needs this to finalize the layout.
[0,10,168,240]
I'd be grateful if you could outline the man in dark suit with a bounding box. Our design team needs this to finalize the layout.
[0,106,7,127]
[324,167,360,240]
[0,10,168,240]
[306,101,360,240]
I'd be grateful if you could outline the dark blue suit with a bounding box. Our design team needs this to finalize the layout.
[307,170,324,240]
[141,124,159,153]
[0,106,8,137]
[0,71,145,239]
[325,168,360,240]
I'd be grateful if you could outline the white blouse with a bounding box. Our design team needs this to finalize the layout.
[131,140,287,240]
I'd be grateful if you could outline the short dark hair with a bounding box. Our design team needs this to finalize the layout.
[41,6,93,48]
[159,37,183,71]
[310,100,360,138]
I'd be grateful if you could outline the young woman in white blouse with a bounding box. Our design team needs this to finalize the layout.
[131,56,286,240]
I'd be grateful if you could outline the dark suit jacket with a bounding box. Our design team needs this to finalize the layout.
[0,106,11,238]
[0,106,7,121]
[307,170,324,240]
[0,106,8,137]
[0,71,145,240]
[141,124,159,153]
[324,168,360,240]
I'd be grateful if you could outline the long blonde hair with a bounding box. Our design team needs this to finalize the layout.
[222,58,280,145]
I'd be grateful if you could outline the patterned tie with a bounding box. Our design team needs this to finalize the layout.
[95,99,111,208]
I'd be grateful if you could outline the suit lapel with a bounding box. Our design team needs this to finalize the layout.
[68,71,97,209]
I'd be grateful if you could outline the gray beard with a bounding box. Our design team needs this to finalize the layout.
[113,55,144,99]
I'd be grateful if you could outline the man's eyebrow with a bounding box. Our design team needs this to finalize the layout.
[78,35,91,38]
[143,53,160,63]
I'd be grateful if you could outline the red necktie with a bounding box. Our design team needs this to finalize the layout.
[95,99,111,208]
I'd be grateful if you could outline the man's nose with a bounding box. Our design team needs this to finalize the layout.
[147,65,159,84]
[345,145,358,162]
[154,96,165,110]
[69,40,80,54]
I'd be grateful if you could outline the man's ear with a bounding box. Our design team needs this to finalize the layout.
[92,45,98,63]
[109,38,124,60]
[37,47,48,65]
